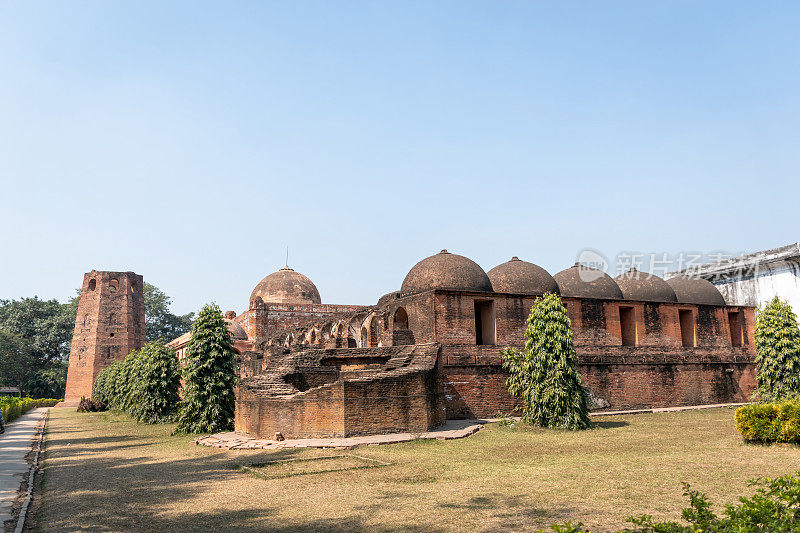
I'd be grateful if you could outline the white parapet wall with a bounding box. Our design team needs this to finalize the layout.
[667,242,800,315]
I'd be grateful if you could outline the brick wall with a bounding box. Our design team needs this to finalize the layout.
[239,303,364,341]
[236,367,443,439]
[441,343,756,418]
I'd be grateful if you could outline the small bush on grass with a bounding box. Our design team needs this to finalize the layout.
[176,303,236,434]
[549,470,800,532]
[735,398,800,444]
[501,292,591,430]
[77,396,107,413]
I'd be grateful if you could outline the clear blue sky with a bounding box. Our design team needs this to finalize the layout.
[1,1,798,315]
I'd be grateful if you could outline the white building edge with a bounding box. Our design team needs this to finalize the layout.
[666,242,800,315]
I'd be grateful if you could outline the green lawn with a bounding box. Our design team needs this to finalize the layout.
[36,407,798,532]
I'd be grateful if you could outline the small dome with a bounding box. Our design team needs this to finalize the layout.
[487,257,559,295]
[615,269,678,303]
[401,250,493,297]
[554,263,623,300]
[377,290,401,307]
[666,276,725,306]
[250,267,321,305]
[224,318,248,340]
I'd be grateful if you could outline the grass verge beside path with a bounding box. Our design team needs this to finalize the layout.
[37,407,798,532]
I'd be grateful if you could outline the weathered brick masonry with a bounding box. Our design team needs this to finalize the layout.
[237,344,443,438]
[232,252,757,438]
[64,271,145,403]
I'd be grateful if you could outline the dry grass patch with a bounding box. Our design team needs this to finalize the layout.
[37,407,798,532]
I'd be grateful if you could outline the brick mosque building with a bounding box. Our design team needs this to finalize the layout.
[66,250,757,438]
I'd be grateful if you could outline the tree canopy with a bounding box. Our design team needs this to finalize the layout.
[0,329,35,393]
[0,297,77,366]
[143,283,194,342]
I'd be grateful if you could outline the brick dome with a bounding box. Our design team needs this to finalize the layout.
[487,257,559,295]
[224,318,248,340]
[377,290,401,306]
[250,267,321,305]
[615,269,678,303]
[554,264,623,300]
[666,276,725,306]
[401,250,493,297]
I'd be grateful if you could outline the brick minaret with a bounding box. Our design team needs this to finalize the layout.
[64,271,146,403]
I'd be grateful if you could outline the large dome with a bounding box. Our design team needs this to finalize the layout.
[250,267,321,305]
[666,276,725,306]
[554,264,623,300]
[615,269,678,303]
[487,257,559,295]
[401,250,493,297]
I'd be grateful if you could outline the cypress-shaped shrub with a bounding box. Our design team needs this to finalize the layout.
[753,296,800,402]
[501,292,591,430]
[127,341,181,423]
[176,303,236,434]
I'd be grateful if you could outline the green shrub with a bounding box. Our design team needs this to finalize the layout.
[753,296,800,402]
[176,303,236,434]
[735,398,800,444]
[90,341,180,423]
[92,365,111,405]
[549,470,800,532]
[501,292,591,430]
[77,396,107,413]
[127,341,181,424]
[0,397,61,423]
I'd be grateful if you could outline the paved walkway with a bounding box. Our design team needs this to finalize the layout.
[592,401,749,416]
[0,408,47,527]
[196,418,485,450]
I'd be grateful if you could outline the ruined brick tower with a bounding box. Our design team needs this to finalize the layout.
[64,271,146,403]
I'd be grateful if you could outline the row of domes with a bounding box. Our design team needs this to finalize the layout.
[249,250,726,307]
[399,250,725,305]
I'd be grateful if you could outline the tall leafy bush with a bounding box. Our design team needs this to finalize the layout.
[176,303,237,434]
[501,292,591,430]
[128,342,181,423]
[753,296,800,402]
[91,341,180,423]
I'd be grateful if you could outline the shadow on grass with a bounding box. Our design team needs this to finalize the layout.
[438,494,573,528]
[594,420,629,429]
[39,419,315,532]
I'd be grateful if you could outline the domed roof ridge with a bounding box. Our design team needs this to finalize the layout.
[400,250,493,296]
[250,266,322,305]
[614,268,678,303]
[553,264,623,300]
[666,275,725,306]
[487,257,559,295]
